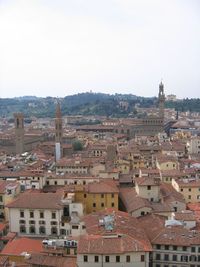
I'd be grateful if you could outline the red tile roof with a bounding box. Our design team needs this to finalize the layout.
[6,191,63,210]
[1,237,44,255]
[82,209,152,252]
[25,253,76,267]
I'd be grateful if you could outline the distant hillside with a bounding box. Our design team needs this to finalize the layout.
[0,93,199,118]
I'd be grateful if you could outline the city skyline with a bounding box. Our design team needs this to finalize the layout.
[0,0,200,98]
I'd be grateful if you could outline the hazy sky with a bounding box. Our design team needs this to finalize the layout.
[0,0,200,98]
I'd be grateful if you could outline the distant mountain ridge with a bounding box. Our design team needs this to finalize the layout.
[0,92,199,118]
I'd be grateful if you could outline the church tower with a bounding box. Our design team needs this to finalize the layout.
[55,101,63,161]
[158,81,165,118]
[14,113,24,155]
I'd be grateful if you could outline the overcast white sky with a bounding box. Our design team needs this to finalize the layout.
[0,0,200,98]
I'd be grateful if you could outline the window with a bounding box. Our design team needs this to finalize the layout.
[93,203,96,208]
[101,203,104,207]
[0,196,3,202]
[20,211,24,218]
[101,194,104,198]
[165,245,169,250]
[173,245,177,250]
[181,188,183,191]
[173,255,177,261]
[52,212,56,219]
[72,225,79,229]
[30,211,34,218]
[191,246,196,253]
[105,256,110,262]
[183,246,187,251]
[83,255,88,262]
[39,226,46,234]
[181,255,188,262]
[84,194,87,198]
[20,225,26,233]
[147,185,151,190]
[189,188,191,192]
[141,255,145,262]
[156,244,161,249]
[188,195,191,199]
[126,255,130,262]
[40,212,44,218]
[116,256,120,262]
[111,202,115,207]
[60,229,66,235]
[29,226,35,234]
[51,227,57,235]
[190,255,196,261]
[164,254,169,261]
[54,181,57,185]
[156,254,160,260]
[94,255,99,262]
[111,193,114,198]
[156,265,160,267]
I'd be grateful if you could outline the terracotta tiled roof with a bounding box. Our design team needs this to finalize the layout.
[160,183,185,203]
[138,214,165,241]
[81,209,152,253]
[175,178,200,187]
[151,226,200,246]
[135,177,160,186]
[25,253,76,267]
[6,191,63,210]
[78,234,148,254]
[1,237,44,255]
[86,180,119,194]
[0,180,19,194]
[119,188,152,213]
[174,211,195,221]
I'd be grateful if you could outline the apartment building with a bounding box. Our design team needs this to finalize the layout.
[64,180,119,214]
[0,180,20,221]
[6,190,85,237]
[172,178,200,203]
[77,209,152,267]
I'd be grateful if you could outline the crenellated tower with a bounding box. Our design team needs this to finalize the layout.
[14,113,25,155]
[158,81,165,118]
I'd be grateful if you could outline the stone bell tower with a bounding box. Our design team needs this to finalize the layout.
[158,81,165,118]
[14,113,25,155]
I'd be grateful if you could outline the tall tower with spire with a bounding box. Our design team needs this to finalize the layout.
[14,113,25,154]
[158,81,165,118]
[55,101,63,160]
